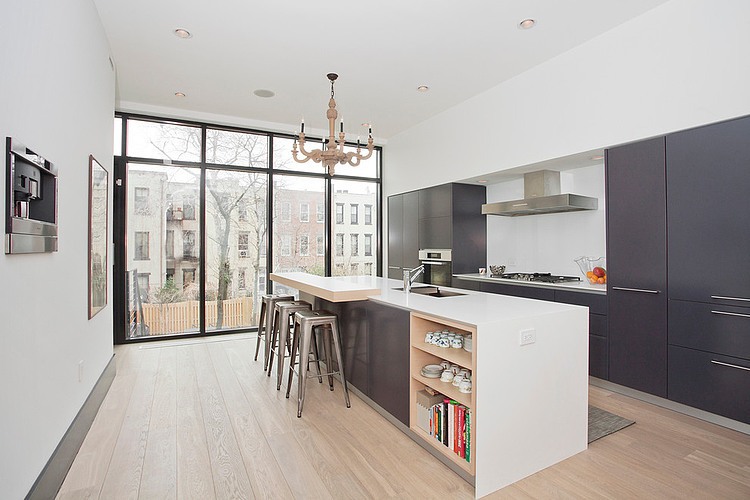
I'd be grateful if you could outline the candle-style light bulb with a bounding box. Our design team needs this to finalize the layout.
[300,117,305,134]
[340,116,344,133]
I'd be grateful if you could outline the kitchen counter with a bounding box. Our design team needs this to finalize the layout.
[454,273,607,295]
[271,272,589,497]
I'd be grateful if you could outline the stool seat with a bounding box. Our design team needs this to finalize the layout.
[268,300,313,390]
[255,294,294,370]
[287,309,351,417]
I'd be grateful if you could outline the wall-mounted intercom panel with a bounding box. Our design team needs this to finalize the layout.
[5,137,58,254]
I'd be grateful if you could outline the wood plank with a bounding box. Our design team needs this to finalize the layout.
[174,345,214,500]
[191,344,254,499]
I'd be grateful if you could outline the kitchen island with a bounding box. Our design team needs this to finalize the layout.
[270,272,589,498]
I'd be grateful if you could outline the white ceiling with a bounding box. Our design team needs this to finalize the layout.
[94,0,669,139]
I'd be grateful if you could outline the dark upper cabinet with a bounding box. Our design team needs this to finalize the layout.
[450,184,487,275]
[418,184,452,218]
[418,216,451,249]
[666,115,750,305]
[606,137,668,397]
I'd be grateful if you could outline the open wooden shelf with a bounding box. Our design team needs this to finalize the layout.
[410,424,473,474]
[411,371,471,408]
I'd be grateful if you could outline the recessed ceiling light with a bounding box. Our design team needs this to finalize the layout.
[590,155,604,161]
[174,92,186,97]
[417,85,430,92]
[361,122,370,127]
[477,180,488,184]
[173,28,192,39]
[253,89,275,98]
[518,19,536,30]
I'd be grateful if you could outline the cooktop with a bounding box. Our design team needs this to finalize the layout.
[492,272,582,284]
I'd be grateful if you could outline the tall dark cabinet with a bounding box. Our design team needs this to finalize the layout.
[388,183,486,282]
[387,191,419,279]
[666,115,750,423]
[605,137,668,397]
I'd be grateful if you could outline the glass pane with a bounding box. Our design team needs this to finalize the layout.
[273,175,325,278]
[205,129,268,168]
[332,144,379,178]
[332,179,378,276]
[127,119,201,162]
[125,163,202,339]
[205,169,268,332]
[273,136,326,173]
[114,116,122,156]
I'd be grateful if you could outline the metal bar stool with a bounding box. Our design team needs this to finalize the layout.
[255,294,294,370]
[286,309,351,418]
[267,300,318,390]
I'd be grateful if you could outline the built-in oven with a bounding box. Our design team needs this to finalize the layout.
[419,249,453,286]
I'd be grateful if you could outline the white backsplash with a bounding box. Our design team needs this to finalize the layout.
[485,165,607,277]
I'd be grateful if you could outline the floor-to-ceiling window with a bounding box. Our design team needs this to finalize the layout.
[114,114,381,343]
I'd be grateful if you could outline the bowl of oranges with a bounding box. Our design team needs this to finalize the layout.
[574,256,607,285]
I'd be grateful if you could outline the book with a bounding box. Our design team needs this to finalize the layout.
[442,398,449,446]
[465,409,471,462]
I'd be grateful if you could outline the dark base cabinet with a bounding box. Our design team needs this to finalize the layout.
[312,296,410,426]
[668,345,750,424]
[480,282,555,301]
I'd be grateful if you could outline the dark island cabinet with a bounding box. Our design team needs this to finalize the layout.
[606,136,668,397]
[314,297,411,426]
[555,290,609,380]
[666,115,750,306]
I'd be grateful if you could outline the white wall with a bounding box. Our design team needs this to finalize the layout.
[384,0,750,197]
[0,1,115,498]
[485,165,606,277]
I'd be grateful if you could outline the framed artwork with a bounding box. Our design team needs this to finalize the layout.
[88,155,108,319]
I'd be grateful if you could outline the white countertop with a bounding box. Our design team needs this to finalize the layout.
[453,273,607,295]
[271,272,585,328]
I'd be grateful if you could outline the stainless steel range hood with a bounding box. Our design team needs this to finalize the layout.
[481,170,598,217]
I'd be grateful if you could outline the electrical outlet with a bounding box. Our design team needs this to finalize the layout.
[78,360,84,382]
[520,328,536,346]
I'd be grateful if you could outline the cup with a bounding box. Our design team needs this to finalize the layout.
[452,374,464,387]
[459,379,472,393]
[425,332,434,344]
[440,360,451,370]
[479,267,486,275]
[450,364,460,374]
[440,370,454,383]
[438,338,451,348]
[451,337,463,349]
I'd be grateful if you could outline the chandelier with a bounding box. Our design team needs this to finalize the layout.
[292,73,374,175]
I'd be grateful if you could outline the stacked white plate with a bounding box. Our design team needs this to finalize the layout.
[420,364,443,378]
[463,335,473,352]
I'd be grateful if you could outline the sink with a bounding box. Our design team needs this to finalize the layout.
[392,286,467,298]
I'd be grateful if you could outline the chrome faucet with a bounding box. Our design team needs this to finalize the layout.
[403,265,425,293]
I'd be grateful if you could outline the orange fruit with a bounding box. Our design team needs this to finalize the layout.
[586,271,594,278]
[597,277,605,284]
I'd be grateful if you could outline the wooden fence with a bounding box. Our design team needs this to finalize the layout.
[141,296,255,335]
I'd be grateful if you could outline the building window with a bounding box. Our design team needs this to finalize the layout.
[350,204,359,224]
[183,194,196,220]
[316,203,324,223]
[237,268,246,290]
[134,232,149,260]
[300,234,309,256]
[258,269,266,293]
[317,235,325,256]
[183,268,196,289]
[335,203,344,224]
[350,263,358,275]
[281,235,291,256]
[300,203,309,222]
[335,233,344,256]
[335,263,344,274]
[238,200,248,222]
[350,234,359,256]
[183,230,196,258]
[281,202,291,222]
[364,234,372,256]
[137,273,150,302]
[134,187,150,215]
[364,263,373,275]
[364,204,372,225]
[166,230,174,259]
[238,232,249,258]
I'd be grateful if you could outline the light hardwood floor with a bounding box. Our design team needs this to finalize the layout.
[58,333,750,499]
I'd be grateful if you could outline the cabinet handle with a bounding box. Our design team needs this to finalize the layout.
[388,266,401,270]
[711,310,750,319]
[421,260,449,265]
[710,295,750,303]
[711,360,750,372]
[611,286,660,294]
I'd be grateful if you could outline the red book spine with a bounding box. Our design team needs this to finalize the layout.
[458,405,465,458]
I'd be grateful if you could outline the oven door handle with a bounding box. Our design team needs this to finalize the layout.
[421,260,450,265]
